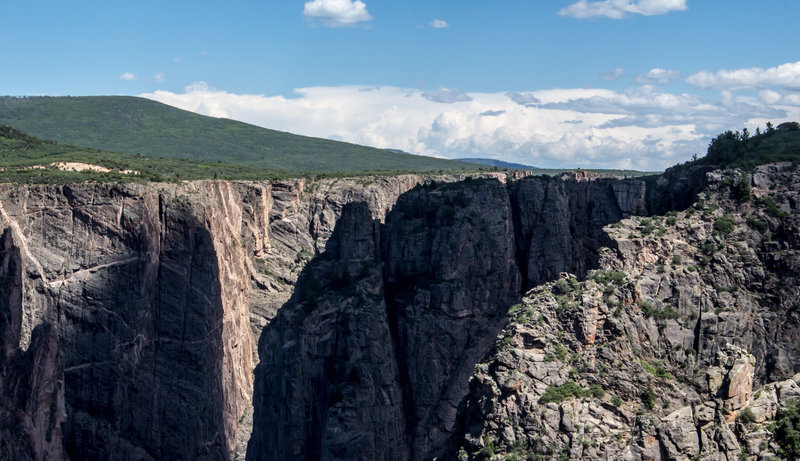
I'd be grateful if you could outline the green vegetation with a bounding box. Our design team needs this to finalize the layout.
[713,215,735,236]
[640,360,673,379]
[641,302,680,320]
[0,96,480,173]
[0,124,305,183]
[737,407,756,425]
[538,381,604,404]
[758,196,789,219]
[478,435,496,459]
[734,174,751,201]
[687,122,800,171]
[774,402,800,459]
[593,270,627,286]
[641,384,656,410]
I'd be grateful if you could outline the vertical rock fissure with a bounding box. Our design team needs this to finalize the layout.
[381,265,418,458]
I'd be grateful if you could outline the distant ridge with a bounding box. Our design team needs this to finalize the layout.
[456,157,539,170]
[0,96,477,173]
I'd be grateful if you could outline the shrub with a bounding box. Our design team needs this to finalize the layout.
[595,270,627,286]
[539,381,605,404]
[611,396,623,407]
[642,385,656,410]
[775,402,800,459]
[734,174,751,201]
[672,255,682,265]
[713,215,735,236]
[478,435,495,459]
[554,344,569,361]
[737,407,756,425]
[666,216,677,226]
[553,278,572,295]
[759,197,789,219]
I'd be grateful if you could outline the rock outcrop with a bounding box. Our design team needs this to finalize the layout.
[455,164,800,460]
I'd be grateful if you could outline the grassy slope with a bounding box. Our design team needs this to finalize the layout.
[0,124,307,183]
[0,96,478,173]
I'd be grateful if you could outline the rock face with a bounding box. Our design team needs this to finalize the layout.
[247,174,648,461]
[454,165,800,460]
[0,173,509,460]
[0,182,255,460]
[2,163,800,461]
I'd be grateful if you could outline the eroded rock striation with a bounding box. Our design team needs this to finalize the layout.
[2,164,799,461]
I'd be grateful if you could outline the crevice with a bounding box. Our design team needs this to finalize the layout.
[381,263,417,460]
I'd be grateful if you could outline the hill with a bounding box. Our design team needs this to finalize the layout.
[0,123,298,183]
[0,96,478,173]
[456,157,539,169]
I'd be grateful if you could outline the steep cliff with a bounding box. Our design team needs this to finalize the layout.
[247,174,648,461]
[455,164,800,460]
[2,162,799,461]
[0,173,504,460]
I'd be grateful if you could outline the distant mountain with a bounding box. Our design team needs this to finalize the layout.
[0,96,477,173]
[455,157,539,169]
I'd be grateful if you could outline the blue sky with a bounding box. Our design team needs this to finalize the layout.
[2,0,800,170]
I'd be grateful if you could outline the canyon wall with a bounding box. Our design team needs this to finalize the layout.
[2,165,799,460]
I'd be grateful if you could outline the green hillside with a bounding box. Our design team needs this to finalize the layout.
[0,96,478,173]
[0,123,303,183]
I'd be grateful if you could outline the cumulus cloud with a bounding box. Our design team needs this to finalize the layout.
[120,72,136,80]
[686,61,800,90]
[139,79,800,171]
[634,68,680,85]
[429,19,449,28]
[759,90,781,105]
[480,110,505,117]
[154,72,165,83]
[599,68,626,81]
[559,0,688,19]
[421,87,472,103]
[303,0,372,27]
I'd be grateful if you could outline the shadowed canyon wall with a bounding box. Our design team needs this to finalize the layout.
[8,168,786,460]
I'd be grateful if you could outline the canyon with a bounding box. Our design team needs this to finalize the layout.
[1,164,798,460]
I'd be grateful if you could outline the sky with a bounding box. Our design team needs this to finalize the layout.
[2,0,800,170]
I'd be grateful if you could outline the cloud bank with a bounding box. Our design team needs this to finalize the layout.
[560,0,688,19]
[141,69,800,171]
[303,0,372,27]
[686,61,800,90]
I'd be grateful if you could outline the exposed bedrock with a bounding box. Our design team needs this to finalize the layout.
[0,182,254,460]
[247,174,648,461]
[0,172,650,460]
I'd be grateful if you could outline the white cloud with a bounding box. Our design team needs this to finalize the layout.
[154,73,165,83]
[140,79,800,171]
[429,19,448,28]
[759,90,781,105]
[559,0,687,19]
[634,68,680,85]
[303,0,372,27]
[599,68,626,81]
[120,72,136,81]
[686,61,800,90]
[172,57,182,63]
